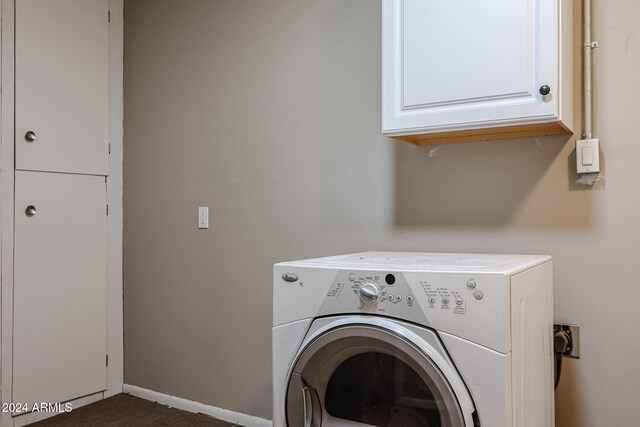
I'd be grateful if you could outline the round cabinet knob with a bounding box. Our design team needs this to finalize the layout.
[25,205,36,217]
[25,131,36,143]
[359,282,380,305]
[539,85,551,96]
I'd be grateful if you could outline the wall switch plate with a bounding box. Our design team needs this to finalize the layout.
[576,138,600,174]
[198,207,208,229]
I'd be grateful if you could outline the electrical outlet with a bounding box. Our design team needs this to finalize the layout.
[554,324,580,359]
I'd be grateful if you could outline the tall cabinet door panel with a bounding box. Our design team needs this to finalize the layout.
[15,0,109,176]
[13,171,107,406]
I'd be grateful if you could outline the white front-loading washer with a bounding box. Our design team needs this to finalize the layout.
[273,252,554,427]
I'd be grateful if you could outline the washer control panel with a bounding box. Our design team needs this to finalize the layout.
[406,273,497,319]
[318,269,503,331]
[319,270,424,324]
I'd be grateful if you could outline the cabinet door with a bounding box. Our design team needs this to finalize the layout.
[383,0,563,136]
[15,0,109,175]
[13,171,107,407]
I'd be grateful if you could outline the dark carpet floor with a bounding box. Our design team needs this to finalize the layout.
[28,394,236,426]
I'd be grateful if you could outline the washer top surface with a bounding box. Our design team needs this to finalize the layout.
[276,251,551,275]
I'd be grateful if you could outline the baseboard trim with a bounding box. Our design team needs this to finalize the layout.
[123,384,272,427]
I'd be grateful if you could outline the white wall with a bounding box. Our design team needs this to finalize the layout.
[123,0,640,424]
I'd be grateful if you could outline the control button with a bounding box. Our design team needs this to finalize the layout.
[442,297,449,305]
[467,280,477,290]
[385,274,396,285]
[395,295,403,302]
[348,273,355,282]
[359,282,381,305]
[406,295,414,303]
[455,298,463,306]
[428,297,436,304]
[387,294,394,301]
[474,290,484,300]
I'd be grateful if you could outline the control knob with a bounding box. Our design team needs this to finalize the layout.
[359,282,380,305]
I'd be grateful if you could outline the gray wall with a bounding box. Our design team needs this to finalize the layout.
[123,0,640,424]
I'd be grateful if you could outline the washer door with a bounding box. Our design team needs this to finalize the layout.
[286,322,472,427]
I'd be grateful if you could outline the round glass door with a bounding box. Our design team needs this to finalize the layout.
[286,324,467,427]
[325,352,441,426]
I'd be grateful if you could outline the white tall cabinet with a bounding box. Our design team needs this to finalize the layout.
[0,1,123,425]
[382,0,574,144]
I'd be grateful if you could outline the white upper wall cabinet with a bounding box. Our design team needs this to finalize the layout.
[382,0,574,144]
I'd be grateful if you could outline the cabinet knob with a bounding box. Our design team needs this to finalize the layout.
[539,85,551,96]
[25,205,36,217]
[25,131,36,143]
